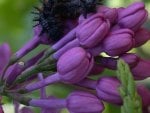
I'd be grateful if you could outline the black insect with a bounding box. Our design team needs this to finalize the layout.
[33,0,103,41]
[80,0,102,18]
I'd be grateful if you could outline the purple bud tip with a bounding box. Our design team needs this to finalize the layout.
[137,85,150,109]
[131,59,150,80]
[134,28,150,47]
[118,2,148,31]
[120,53,140,68]
[67,91,104,113]
[96,77,122,105]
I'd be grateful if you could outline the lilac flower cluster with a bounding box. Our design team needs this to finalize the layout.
[0,1,150,113]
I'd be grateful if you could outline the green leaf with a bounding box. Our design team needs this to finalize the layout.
[117,59,142,113]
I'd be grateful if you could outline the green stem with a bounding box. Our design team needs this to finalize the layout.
[7,93,31,106]
[37,48,56,64]
[13,63,56,84]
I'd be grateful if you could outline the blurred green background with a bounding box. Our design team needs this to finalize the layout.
[0,0,150,113]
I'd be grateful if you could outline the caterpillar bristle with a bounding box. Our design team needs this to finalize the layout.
[31,12,39,15]
[33,6,42,12]
[33,23,40,27]
[33,19,40,21]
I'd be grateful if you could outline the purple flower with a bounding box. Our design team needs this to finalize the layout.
[131,59,150,80]
[134,28,150,47]
[24,47,93,92]
[4,63,24,85]
[77,77,122,105]
[117,2,148,31]
[96,77,122,105]
[5,51,44,85]
[120,53,140,68]
[88,29,135,56]
[0,43,11,75]
[76,13,110,48]
[137,85,150,112]
[57,47,93,83]
[66,91,104,113]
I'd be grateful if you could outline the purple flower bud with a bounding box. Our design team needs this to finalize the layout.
[5,51,44,85]
[0,43,11,75]
[96,77,122,105]
[118,2,148,31]
[24,47,93,92]
[97,6,118,24]
[131,59,150,80]
[76,13,110,48]
[5,63,24,85]
[134,28,150,47]
[57,47,93,83]
[88,29,135,56]
[77,77,122,105]
[120,53,140,68]
[137,85,150,111]
[102,29,135,56]
[66,91,104,113]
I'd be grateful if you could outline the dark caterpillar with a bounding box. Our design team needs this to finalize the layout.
[33,0,103,41]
